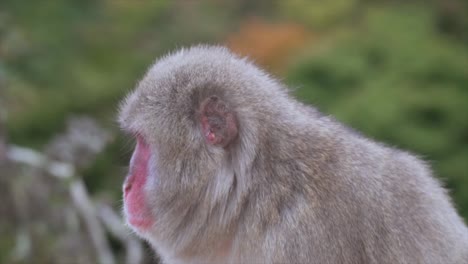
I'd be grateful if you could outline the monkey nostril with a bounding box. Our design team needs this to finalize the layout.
[124,182,132,194]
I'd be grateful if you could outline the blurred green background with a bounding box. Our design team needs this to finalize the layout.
[1,0,467,263]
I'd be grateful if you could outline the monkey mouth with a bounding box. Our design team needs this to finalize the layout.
[124,204,154,229]
[126,214,153,229]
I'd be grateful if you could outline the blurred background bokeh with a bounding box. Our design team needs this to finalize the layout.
[0,0,467,263]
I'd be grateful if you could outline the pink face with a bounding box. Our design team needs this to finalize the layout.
[123,135,154,230]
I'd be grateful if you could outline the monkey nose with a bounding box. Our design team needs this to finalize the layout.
[123,179,133,196]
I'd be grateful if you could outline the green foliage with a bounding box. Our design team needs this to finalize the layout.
[2,0,172,146]
[287,7,468,219]
[279,0,358,29]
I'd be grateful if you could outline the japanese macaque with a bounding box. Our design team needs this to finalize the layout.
[118,46,468,264]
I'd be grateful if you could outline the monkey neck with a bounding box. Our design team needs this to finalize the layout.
[168,231,235,263]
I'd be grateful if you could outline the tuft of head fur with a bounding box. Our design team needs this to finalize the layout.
[119,45,468,263]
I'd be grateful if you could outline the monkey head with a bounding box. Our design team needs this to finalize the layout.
[118,46,287,258]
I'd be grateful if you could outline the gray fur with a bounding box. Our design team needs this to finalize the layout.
[119,45,468,264]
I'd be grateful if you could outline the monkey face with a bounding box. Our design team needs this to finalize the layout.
[123,135,154,231]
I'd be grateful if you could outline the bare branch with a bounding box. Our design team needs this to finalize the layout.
[97,202,144,264]
[70,180,116,264]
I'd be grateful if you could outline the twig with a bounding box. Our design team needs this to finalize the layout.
[6,144,118,264]
[98,202,144,264]
[70,180,116,264]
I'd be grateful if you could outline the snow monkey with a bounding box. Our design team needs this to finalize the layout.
[118,46,468,264]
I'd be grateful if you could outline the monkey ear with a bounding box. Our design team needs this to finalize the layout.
[199,96,238,147]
